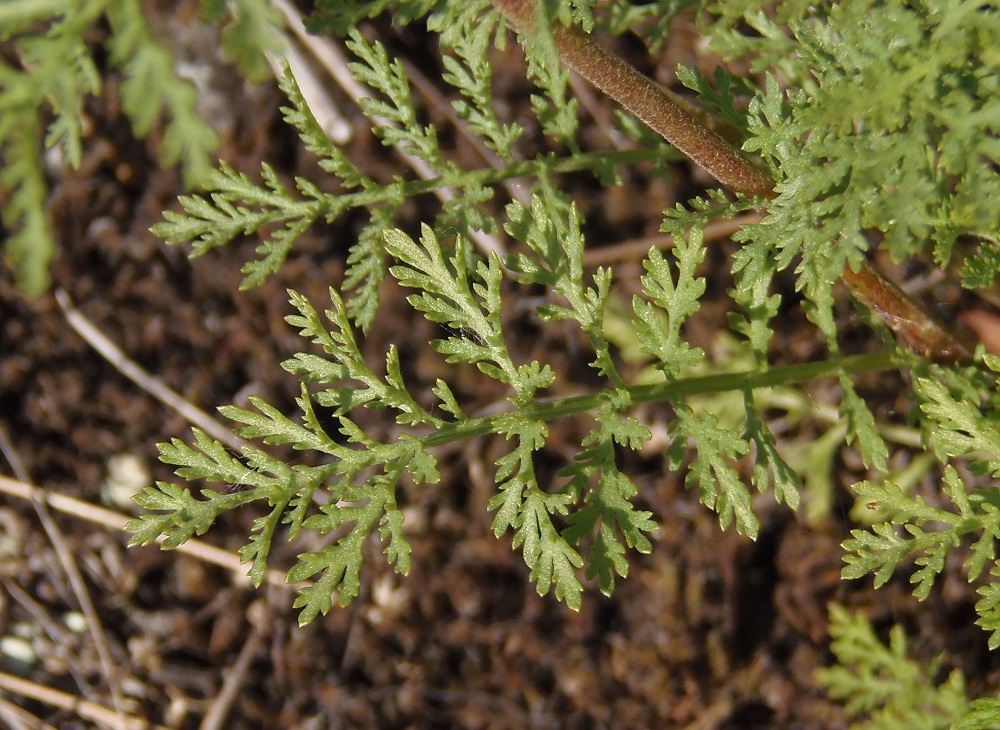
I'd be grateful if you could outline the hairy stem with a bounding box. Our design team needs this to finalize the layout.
[842,261,972,363]
[492,0,775,197]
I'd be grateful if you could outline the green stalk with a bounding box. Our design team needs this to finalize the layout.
[334,147,673,210]
[230,147,671,231]
[0,0,66,24]
[422,350,903,448]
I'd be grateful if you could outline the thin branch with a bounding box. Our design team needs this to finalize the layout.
[0,695,57,730]
[0,671,173,730]
[420,351,904,449]
[198,623,267,730]
[581,213,761,267]
[0,423,129,730]
[1,578,72,645]
[0,474,294,590]
[842,260,972,363]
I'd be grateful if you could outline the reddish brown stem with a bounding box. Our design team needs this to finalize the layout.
[492,0,774,197]
[493,0,974,364]
[841,261,972,363]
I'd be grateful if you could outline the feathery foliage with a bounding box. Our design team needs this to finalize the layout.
[14,0,978,722]
[816,604,979,730]
[711,0,1000,290]
[843,359,1000,649]
[0,0,279,296]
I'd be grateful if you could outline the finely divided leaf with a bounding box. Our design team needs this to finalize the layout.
[487,419,585,608]
[743,393,801,509]
[916,374,1000,474]
[675,64,757,137]
[817,604,970,725]
[632,226,707,380]
[839,375,888,473]
[515,491,585,609]
[975,564,1000,650]
[672,404,756,538]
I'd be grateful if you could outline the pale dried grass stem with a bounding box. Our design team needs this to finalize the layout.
[0,671,172,730]
[0,475,294,589]
[0,423,129,730]
[54,290,245,453]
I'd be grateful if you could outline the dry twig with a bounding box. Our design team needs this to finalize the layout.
[198,623,268,730]
[581,213,762,267]
[0,474,293,590]
[0,423,130,730]
[0,671,173,730]
[0,695,58,730]
[55,289,246,452]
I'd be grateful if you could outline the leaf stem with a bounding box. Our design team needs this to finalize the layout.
[0,0,66,23]
[303,147,670,218]
[422,350,904,448]
[360,147,672,202]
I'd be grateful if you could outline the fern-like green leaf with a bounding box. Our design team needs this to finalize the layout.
[347,28,451,172]
[105,0,219,184]
[560,406,655,593]
[127,482,230,550]
[952,698,1000,730]
[496,0,580,146]
[840,376,889,473]
[239,494,294,587]
[843,479,960,595]
[743,393,801,509]
[0,109,54,295]
[671,403,756,538]
[975,563,1000,651]
[816,604,969,728]
[387,225,555,398]
[675,63,757,137]
[632,227,707,380]
[515,491,585,609]
[211,0,284,81]
[436,2,521,161]
[916,373,1000,475]
[488,420,548,537]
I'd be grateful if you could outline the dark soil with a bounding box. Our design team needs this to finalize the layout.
[1,7,996,729]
